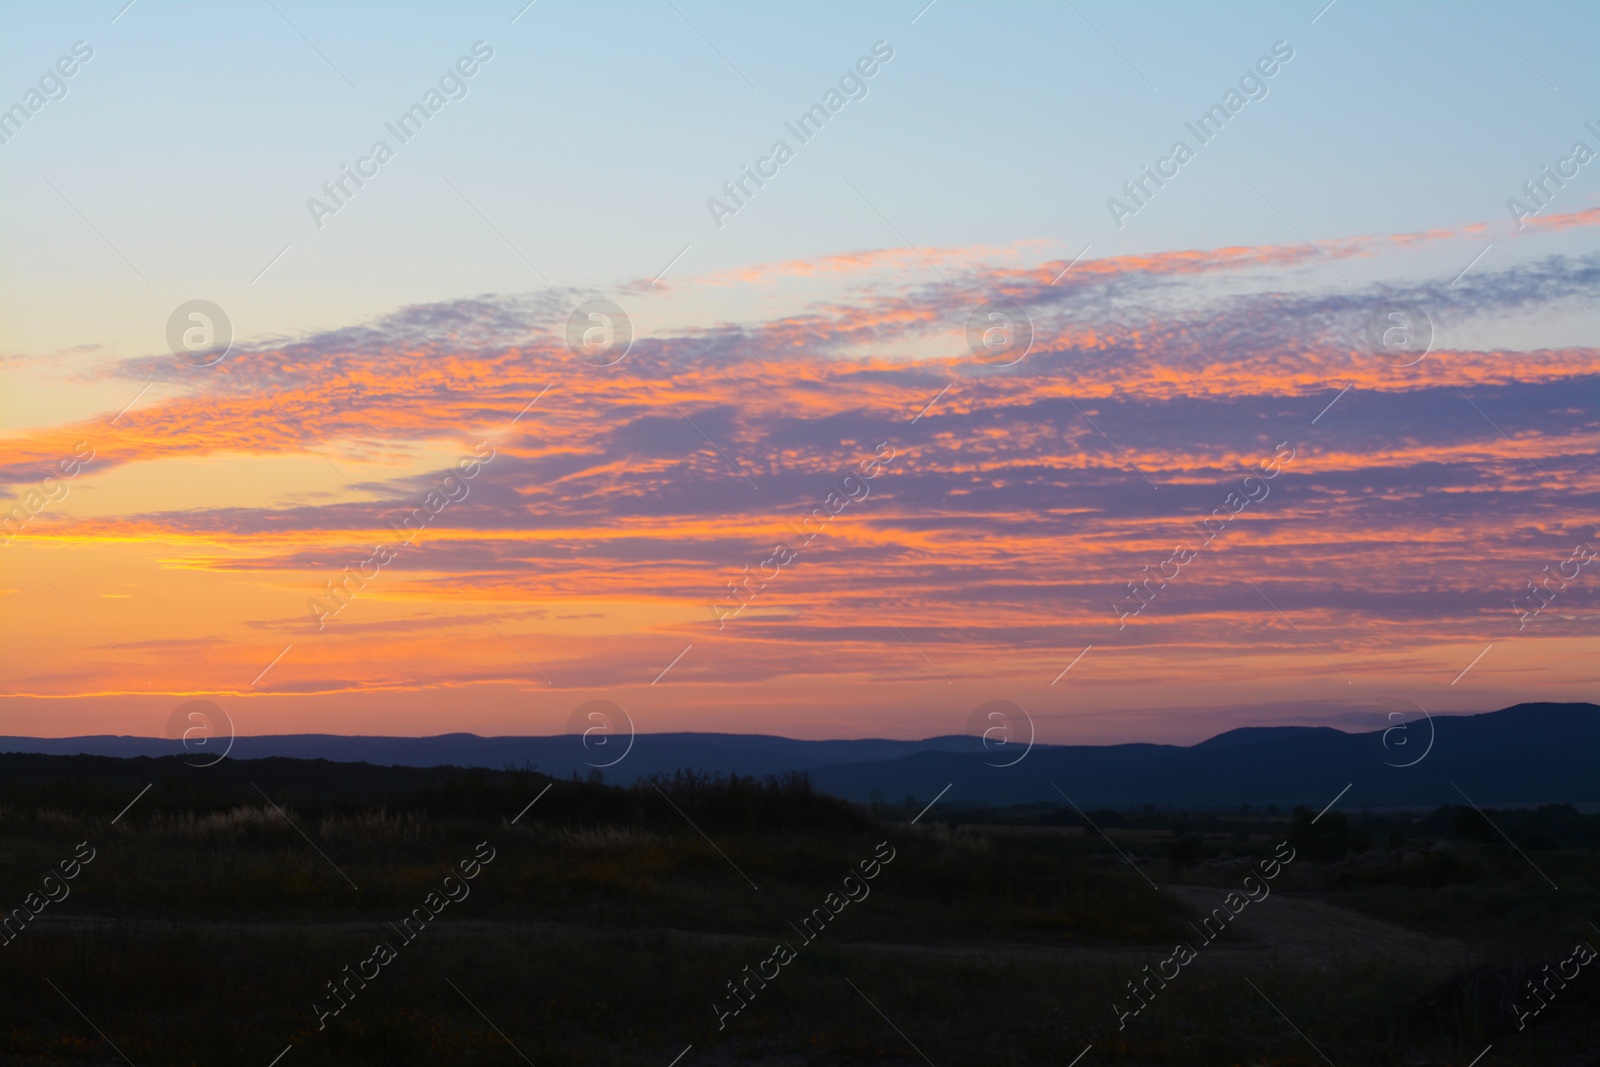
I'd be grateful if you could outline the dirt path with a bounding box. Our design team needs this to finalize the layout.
[1160,884,1474,970]
[27,889,1473,973]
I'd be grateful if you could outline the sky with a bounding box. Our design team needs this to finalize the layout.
[1,0,1597,746]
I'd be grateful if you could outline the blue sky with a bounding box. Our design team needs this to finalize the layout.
[3,0,1596,400]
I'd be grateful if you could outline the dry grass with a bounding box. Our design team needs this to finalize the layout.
[916,822,993,852]
[145,805,285,840]
[549,825,669,850]
[320,807,429,844]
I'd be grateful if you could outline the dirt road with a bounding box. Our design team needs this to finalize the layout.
[27,887,1472,973]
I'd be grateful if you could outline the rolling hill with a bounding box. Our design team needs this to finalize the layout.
[3,701,1594,809]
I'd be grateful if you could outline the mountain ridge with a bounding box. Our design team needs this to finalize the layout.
[3,702,1595,807]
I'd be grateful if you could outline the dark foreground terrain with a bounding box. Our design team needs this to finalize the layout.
[0,752,1596,1065]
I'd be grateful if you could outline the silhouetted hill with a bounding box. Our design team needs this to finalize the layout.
[0,730,975,782]
[2,702,1595,808]
[807,702,1600,808]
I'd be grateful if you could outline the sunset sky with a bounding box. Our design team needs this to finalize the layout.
[2,1,1596,745]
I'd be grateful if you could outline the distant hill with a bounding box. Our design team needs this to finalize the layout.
[806,702,1600,809]
[2,702,1595,809]
[0,730,975,784]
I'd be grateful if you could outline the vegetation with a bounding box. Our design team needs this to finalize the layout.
[0,753,1595,1064]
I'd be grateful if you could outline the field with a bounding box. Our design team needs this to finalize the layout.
[0,753,1596,1066]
